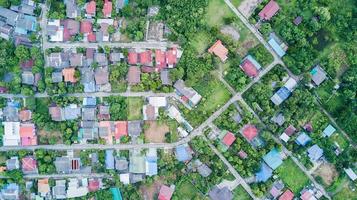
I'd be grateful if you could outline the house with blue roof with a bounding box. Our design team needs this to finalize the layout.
[322,124,336,137]
[15,15,37,35]
[145,157,158,176]
[175,145,192,162]
[271,87,291,106]
[268,33,287,57]
[295,132,311,146]
[307,144,323,162]
[110,187,123,200]
[263,148,283,170]
[256,162,273,182]
[105,150,115,170]
[0,183,19,199]
[83,97,97,107]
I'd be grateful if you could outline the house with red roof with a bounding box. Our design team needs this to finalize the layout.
[222,131,236,148]
[62,68,77,83]
[86,1,96,17]
[242,124,258,142]
[128,51,138,65]
[114,121,128,140]
[155,49,166,70]
[87,32,96,42]
[166,48,178,68]
[279,189,294,200]
[139,50,152,66]
[258,0,280,20]
[80,20,93,34]
[88,179,100,192]
[103,0,112,18]
[22,156,37,174]
[240,55,262,78]
[158,185,174,200]
[19,110,32,121]
[19,123,37,146]
[208,40,228,62]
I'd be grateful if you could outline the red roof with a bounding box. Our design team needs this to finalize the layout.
[114,121,128,139]
[86,1,96,15]
[80,21,93,34]
[279,189,294,200]
[142,66,155,73]
[242,124,258,141]
[19,110,32,121]
[20,59,34,69]
[128,52,138,65]
[304,122,313,132]
[22,157,37,172]
[166,48,178,65]
[71,159,80,170]
[88,179,100,192]
[238,150,248,159]
[0,87,7,93]
[222,131,236,147]
[301,190,313,200]
[258,0,280,20]
[62,68,77,83]
[87,32,96,42]
[241,59,258,77]
[20,124,35,137]
[158,185,174,200]
[103,0,112,17]
[284,125,296,136]
[139,50,152,65]
[63,28,71,41]
[208,40,228,62]
[155,49,166,70]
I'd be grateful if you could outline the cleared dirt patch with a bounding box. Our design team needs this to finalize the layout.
[38,129,63,144]
[144,121,169,143]
[238,0,262,18]
[140,179,163,200]
[221,25,240,41]
[314,163,338,186]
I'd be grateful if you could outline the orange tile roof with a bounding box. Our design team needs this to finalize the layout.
[62,68,77,83]
[208,40,228,62]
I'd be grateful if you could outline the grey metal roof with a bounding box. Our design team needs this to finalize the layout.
[128,121,142,137]
[54,157,70,173]
[160,69,172,85]
[0,7,20,26]
[82,107,96,121]
[51,72,63,83]
[209,186,233,200]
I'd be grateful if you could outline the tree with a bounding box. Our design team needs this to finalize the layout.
[15,45,30,62]
[108,25,115,35]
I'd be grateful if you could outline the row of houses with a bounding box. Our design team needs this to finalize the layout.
[128,48,181,70]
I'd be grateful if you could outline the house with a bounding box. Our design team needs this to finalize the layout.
[110,52,124,63]
[81,20,93,35]
[0,7,20,26]
[295,132,311,146]
[281,124,296,141]
[88,179,101,192]
[166,48,179,68]
[258,0,280,20]
[83,97,97,107]
[256,162,273,182]
[15,15,37,35]
[279,189,294,200]
[156,49,166,69]
[64,104,81,120]
[270,181,284,199]
[94,53,108,66]
[98,105,110,120]
[95,67,109,85]
[147,6,160,17]
[145,148,158,176]
[79,126,98,141]
[3,104,19,121]
[115,0,128,11]
[54,157,71,173]
[221,131,236,148]
[208,186,233,200]
[103,0,113,18]
[143,105,156,120]
[47,19,63,42]
[238,150,248,159]
[310,65,327,86]
[115,157,128,171]
[271,78,297,106]
[51,71,63,83]
[119,173,130,185]
[263,148,283,170]
[114,121,128,140]
[67,178,89,198]
[128,51,138,65]
[129,150,146,174]
[0,24,13,40]
[65,0,80,18]
[271,113,285,126]
[86,1,96,17]
[268,32,287,57]
[307,144,323,162]
[69,53,84,67]
[240,55,262,77]
[49,106,64,121]
[158,185,174,200]
[300,189,316,200]
[105,150,115,170]
[344,168,357,181]
[20,59,34,70]
[293,16,303,26]
[38,179,50,197]
[0,183,20,200]
[127,66,141,85]
[21,71,34,85]
[52,180,66,199]
[208,40,228,62]
[175,144,192,162]
[242,124,258,142]
[160,69,172,85]
[139,50,152,66]
[197,163,212,177]
[20,123,37,146]
[98,121,114,144]
[128,120,142,137]
[174,80,202,107]
[6,157,19,170]
[322,124,336,137]
[47,52,69,68]
[62,68,77,83]
[81,67,95,92]
[2,122,21,146]
[22,156,37,174]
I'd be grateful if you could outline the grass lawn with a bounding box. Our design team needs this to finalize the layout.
[205,0,235,27]
[323,94,344,116]
[277,158,310,193]
[127,97,143,120]
[330,133,349,150]
[231,0,242,7]
[190,31,213,54]
[174,179,205,200]
[233,186,252,200]
[333,183,357,200]
[315,80,334,102]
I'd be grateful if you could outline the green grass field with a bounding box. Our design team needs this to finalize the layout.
[174,179,205,200]
[233,186,252,200]
[330,133,349,150]
[127,97,144,120]
[205,0,235,27]
[333,183,357,200]
[277,158,310,193]
[231,0,242,7]
[190,31,213,54]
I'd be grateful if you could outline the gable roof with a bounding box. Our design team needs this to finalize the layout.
[310,65,327,86]
[322,124,336,137]
[242,124,258,141]
[175,145,192,162]
[127,66,141,85]
[114,121,128,139]
[105,150,115,169]
[128,51,138,65]
[268,36,286,57]
[160,69,172,85]
[284,125,296,136]
[22,156,37,173]
[62,68,77,83]
[128,120,142,137]
[208,186,233,200]
[80,20,93,34]
[258,0,280,20]
[256,162,273,182]
[139,50,152,65]
[103,0,112,17]
[295,132,311,146]
[156,49,166,69]
[166,48,178,66]
[263,148,283,170]
[307,144,323,162]
[271,87,291,105]
[158,185,174,200]
[95,67,109,85]
[279,189,294,200]
[86,1,96,15]
[222,131,236,147]
[208,40,228,62]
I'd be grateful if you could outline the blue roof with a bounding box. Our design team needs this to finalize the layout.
[263,148,283,170]
[276,87,291,101]
[256,163,273,182]
[268,38,286,57]
[176,145,191,162]
[245,55,262,70]
[146,157,158,176]
[323,124,336,137]
[83,97,97,106]
[307,144,323,162]
[110,188,123,200]
[84,82,96,93]
[295,132,311,146]
[105,150,115,170]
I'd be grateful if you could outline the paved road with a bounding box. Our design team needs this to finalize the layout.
[0,173,110,179]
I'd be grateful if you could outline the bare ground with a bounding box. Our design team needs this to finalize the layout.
[314,163,338,186]
[140,179,164,200]
[144,121,170,143]
[38,129,63,144]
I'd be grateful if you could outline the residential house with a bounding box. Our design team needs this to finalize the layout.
[258,0,280,20]
[268,32,288,57]
[52,180,66,199]
[129,150,146,174]
[67,178,89,198]
[95,67,111,92]
[98,105,110,120]
[208,40,228,62]
[20,59,34,70]
[47,52,69,68]
[166,48,179,68]
[256,162,273,182]
[64,104,81,120]
[110,52,124,63]
[22,156,37,174]
[103,0,113,18]
[81,67,95,92]
[0,183,20,200]
[65,0,80,18]
[0,7,20,27]
[70,53,84,67]
[83,97,97,107]
[167,106,193,132]
[51,71,63,83]
[49,106,64,121]
[175,144,192,162]
[0,23,13,40]
[10,0,35,16]
[295,132,311,146]
[97,19,114,42]
[280,125,296,142]
[240,55,262,78]
[304,122,313,133]
[115,0,128,12]
[221,130,236,150]
[98,121,114,144]
[62,19,80,41]
[158,185,174,200]
[143,97,167,120]
[128,51,138,65]
[128,120,142,137]
[271,77,297,106]
[105,150,115,170]
[38,179,50,198]
[156,49,166,69]
[307,144,323,162]
[120,173,130,185]
[3,104,19,121]
[174,80,202,107]
[115,157,128,171]
[146,21,164,41]
[147,6,160,17]
[263,148,283,170]
[344,168,357,181]
[47,19,63,42]
[88,178,101,192]
[271,113,285,126]
[6,157,20,170]
[114,121,128,140]
[145,148,158,176]
[293,16,303,26]
[322,124,336,137]
[160,69,172,85]
[241,124,258,142]
[14,15,37,35]
[19,123,37,146]
[95,53,108,66]
[21,71,34,85]
[270,181,284,199]
[85,1,96,17]
[2,122,21,146]
[310,65,327,86]
[54,157,71,174]
[238,150,248,159]
[279,189,294,200]
[78,126,98,142]
[127,66,141,85]
[139,50,152,66]
[82,107,96,121]
[208,186,233,200]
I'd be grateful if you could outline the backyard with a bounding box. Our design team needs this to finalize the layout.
[127,97,144,120]
[173,178,206,200]
[233,186,252,200]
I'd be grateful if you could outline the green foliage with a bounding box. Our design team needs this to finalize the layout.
[105,96,127,120]
[248,44,273,67]
[48,0,66,19]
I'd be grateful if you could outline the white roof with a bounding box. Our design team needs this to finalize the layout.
[148,96,167,107]
[167,106,184,123]
[177,127,188,137]
[284,77,297,91]
[2,122,20,146]
[279,133,290,143]
[97,19,114,25]
[344,168,357,181]
[271,93,283,106]
[67,179,88,198]
[120,173,130,185]
[190,93,202,106]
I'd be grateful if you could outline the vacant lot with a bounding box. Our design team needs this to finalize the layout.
[144,121,169,143]
[205,0,235,27]
[233,186,252,200]
[314,163,338,186]
[191,31,213,54]
[140,179,163,200]
[277,158,310,193]
[127,97,143,120]
[333,183,357,200]
[173,179,206,200]
[38,129,63,144]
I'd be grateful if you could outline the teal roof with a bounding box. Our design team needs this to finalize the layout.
[268,38,286,57]
[110,188,123,200]
[323,124,336,137]
[263,148,283,170]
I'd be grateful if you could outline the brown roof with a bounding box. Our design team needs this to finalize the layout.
[208,40,228,62]
[127,66,141,85]
[94,67,109,85]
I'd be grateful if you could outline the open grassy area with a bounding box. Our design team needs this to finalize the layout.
[205,0,235,27]
[276,158,310,194]
[127,97,143,120]
[173,179,206,200]
[233,186,252,200]
[330,133,349,150]
[333,183,357,200]
[231,0,242,7]
[190,31,213,54]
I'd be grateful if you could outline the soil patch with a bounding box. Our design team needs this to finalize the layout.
[38,129,63,144]
[238,0,262,18]
[314,163,338,186]
[144,121,169,143]
[140,179,164,200]
[221,26,240,41]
